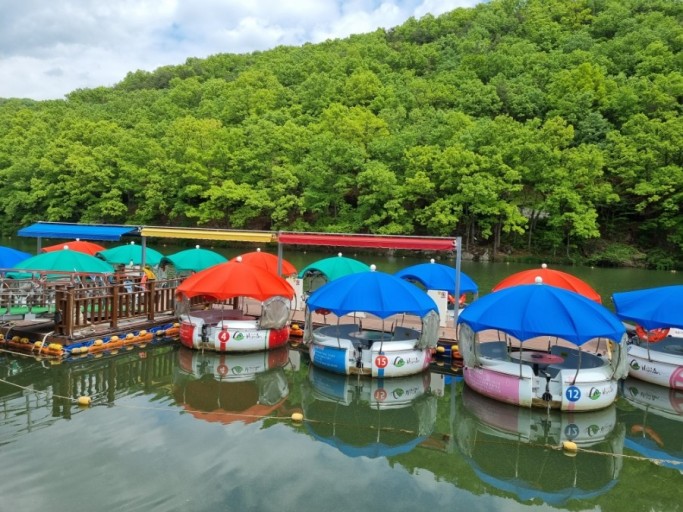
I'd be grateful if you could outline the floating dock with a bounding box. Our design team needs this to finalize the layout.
[0,274,183,359]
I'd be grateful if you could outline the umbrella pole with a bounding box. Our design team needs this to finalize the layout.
[336,317,342,349]
[379,319,386,353]
[571,349,582,385]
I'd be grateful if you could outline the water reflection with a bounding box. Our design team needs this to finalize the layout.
[4,342,683,511]
[172,346,291,424]
[454,386,625,506]
[301,366,437,458]
[0,341,177,445]
[619,377,683,470]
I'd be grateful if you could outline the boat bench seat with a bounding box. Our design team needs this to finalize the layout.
[549,346,605,369]
[191,308,249,323]
[540,365,562,379]
[478,341,509,360]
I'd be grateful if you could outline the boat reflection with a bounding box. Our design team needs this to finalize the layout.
[454,386,625,506]
[172,346,290,424]
[301,366,437,457]
[619,377,683,470]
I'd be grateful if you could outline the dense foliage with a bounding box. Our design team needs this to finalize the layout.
[0,0,681,267]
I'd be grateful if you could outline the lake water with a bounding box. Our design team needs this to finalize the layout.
[1,342,681,512]
[1,240,682,511]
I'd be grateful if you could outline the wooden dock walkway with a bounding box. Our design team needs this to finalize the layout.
[0,274,184,356]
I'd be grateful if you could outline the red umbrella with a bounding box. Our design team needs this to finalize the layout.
[230,248,297,276]
[492,263,602,303]
[177,259,295,301]
[42,239,105,256]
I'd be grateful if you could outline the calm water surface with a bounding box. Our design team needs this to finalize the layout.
[1,343,681,512]
[1,240,682,511]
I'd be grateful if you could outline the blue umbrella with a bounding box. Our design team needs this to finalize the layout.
[612,285,683,330]
[458,283,624,345]
[394,260,478,294]
[0,246,31,268]
[306,268,437,319]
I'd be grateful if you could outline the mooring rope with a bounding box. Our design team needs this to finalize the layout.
[0,346,58,359]
[462,438,683,467]
[0,373,680,468]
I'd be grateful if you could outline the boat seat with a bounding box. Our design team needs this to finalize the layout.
[478,341,509,360]
[542,365,562,379]
[549,346,605,369]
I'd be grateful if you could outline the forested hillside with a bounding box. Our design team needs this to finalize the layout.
[0,0,681,267]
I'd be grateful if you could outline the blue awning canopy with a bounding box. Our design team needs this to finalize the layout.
[18,222,140,241]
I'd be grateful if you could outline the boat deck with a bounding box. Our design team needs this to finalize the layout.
[634,335,683,355]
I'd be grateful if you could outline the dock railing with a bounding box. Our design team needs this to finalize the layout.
[2,270,220,340]
[53,277,180,337]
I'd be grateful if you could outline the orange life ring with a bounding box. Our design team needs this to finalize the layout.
[447,294,466,306]
[635,325,669,343]
[631,424,664,447]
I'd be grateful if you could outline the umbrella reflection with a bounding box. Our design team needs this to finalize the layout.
[454,386,624,506]
[301,366,437,457]
[619,378,683,470]
[172,346,291,424]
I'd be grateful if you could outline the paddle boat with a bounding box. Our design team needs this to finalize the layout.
[454,386,623,506]
[303,267,440,378]
[458,281,628,411]
[178,301,291,352]
[309,323,434,377]
[176,258,295,353]
[622,329,683,389]
[613,286,683,390]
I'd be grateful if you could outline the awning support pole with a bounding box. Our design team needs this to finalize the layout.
[454,236,462,334]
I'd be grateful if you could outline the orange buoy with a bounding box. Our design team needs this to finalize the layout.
[635,325,669,343]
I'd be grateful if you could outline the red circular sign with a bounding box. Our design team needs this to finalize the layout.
[217,364,229,376]
[374,389,387,401]
[218,330,230,343]
[375,355,388,368]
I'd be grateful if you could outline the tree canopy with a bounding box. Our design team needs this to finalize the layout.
[0,0,681,267]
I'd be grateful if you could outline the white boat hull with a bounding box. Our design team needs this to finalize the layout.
[179,313,289,352]
[463,364,618,412]
[309,324,432,378]
[627,339,683,390]
[460,340,622,411]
